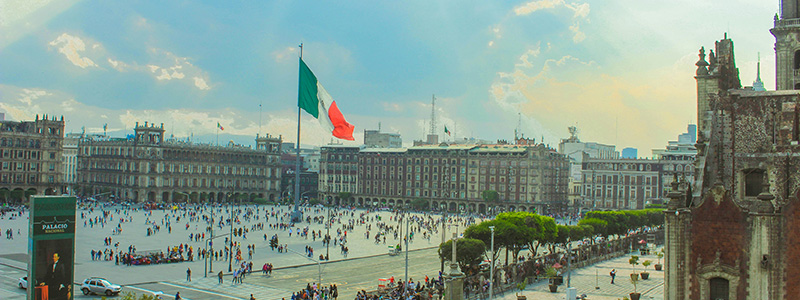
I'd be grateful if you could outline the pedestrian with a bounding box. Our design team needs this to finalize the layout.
[187,267,192,281]
[610,268,616,284]
[250,294,256,300]
[218,270,223,284]
[175,292,182,300]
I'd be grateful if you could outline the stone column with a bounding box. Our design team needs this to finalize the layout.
[444,233,464,300]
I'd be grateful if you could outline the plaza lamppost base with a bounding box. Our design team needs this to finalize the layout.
[291,210,303,223]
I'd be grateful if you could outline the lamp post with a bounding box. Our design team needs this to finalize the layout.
[325,203,331,259]
[228,185,235,272]
[440,203,447,273]
[206,201,215,277]
[404,205,410,296]
[489,225,495,300]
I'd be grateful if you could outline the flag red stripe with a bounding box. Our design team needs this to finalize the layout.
[327,101,355,141]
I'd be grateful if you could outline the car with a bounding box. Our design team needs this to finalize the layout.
[80,277,122,296]
[18,277,28,289]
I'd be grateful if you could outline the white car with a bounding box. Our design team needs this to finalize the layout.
[80,277,122,296]
[18,276,28,289]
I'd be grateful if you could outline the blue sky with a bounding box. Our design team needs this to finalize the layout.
[0,0,778,154]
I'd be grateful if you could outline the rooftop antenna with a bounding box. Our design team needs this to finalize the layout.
[259,101,263,135]
[103,123,107,136]
[378,122,381,132]
[515,112,521,140]
[429,94,436,135]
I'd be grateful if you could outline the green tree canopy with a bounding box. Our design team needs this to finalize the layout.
[439,237,486,272]
[578,217,608,239]
[481,190,499,203]
[410,198,429,210]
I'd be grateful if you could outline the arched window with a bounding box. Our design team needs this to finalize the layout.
[794,50,800,69]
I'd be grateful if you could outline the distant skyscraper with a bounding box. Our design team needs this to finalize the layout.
[621,147,638,159]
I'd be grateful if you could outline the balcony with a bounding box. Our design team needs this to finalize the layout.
[775,18,800,28]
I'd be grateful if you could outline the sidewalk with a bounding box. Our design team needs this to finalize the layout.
[497,250,664,300]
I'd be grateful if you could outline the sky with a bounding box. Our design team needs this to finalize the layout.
[0,0,779,155]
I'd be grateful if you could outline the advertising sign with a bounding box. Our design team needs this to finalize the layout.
[28,196,76,300]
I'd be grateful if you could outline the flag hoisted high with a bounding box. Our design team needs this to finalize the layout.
[297,58,355,141]
[217,122,224,131]
[444,126,451,136]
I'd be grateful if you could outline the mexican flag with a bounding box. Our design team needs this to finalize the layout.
[298,58,355,141]
[444,126,451,136]
[217,122,224,131]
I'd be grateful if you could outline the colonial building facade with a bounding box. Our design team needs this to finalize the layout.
[580,157,663,210]
[664,3,800,298]
[0,115,65,202]
[318,143,569,214]
[76,122,282,203]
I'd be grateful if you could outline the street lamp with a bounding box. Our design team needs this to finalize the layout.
[440,203,447,273]
[404,204,410,296]
[228,185,235,272]
[489,225,495,300]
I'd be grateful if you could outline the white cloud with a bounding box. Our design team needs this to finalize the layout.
[382,102,403,112]
[514,0,565,16]
[272,46,299,63]
[143,49,213,90]
[49,33,98,68]
[569,22,586,42]
[107,58,128,71]
[18,88,49,105]
[193,77,210,90]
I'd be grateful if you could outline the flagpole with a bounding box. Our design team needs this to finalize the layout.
[292,43,304,223]
[216,125,219,146]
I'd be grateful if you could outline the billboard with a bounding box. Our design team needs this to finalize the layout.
[28,196,76,300]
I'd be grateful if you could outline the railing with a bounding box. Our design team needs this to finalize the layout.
[776,18,800,28]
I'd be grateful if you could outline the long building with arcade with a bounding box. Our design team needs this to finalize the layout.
[76,121,282,203]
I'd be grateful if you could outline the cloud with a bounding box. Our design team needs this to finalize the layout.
[17,89,50,105]
[569,22,586,42]
[49,33,98,68]
[107,58,128,71]
[193,77,210,90]
[489,47,695,155]
[382,102,404,112]
[272,46,299,63]
[514,0,565,16]
[512,0,589,43]
[143,48,212,90]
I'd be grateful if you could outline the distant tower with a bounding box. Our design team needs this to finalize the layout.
[429,95,436,135]
[752,53,766,91]
[771,0,800,90]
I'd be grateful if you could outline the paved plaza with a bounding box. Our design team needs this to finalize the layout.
[0,203,482,299]
[0,204,662,300]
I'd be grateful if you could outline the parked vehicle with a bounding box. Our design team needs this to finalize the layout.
[18,277,27,289]
[80,277,122,296]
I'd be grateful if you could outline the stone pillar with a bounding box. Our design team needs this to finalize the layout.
[664,177,688,300]
[444,233,464,300]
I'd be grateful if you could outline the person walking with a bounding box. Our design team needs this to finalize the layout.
[610,268,616,284]
[175,292,182,300]
[250,294,256,300]
[187,267,192,281]
[218,270,223,284]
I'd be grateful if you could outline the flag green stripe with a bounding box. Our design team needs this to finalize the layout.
[298,58,320,118]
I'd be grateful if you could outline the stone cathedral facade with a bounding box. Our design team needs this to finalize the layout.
[664,1,800,299]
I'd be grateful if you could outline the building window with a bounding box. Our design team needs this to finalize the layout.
[744,169,764,197]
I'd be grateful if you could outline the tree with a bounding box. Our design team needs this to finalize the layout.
[481,190,499,203]
[411,198,429,210]
[578,218,608,240]
[464,219,512,263]
[438,238,486,273]
[338,192,352,204]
